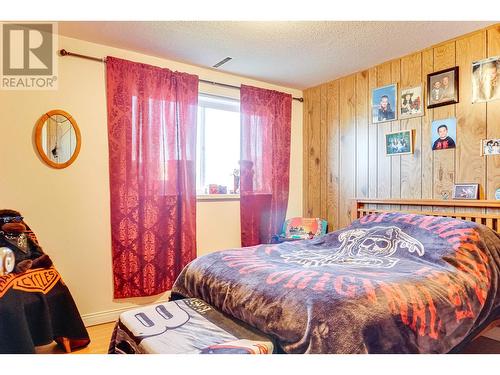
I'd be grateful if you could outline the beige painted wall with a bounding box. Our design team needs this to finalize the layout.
[0,34,303,321]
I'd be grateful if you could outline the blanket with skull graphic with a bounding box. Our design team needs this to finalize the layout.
[280,226,424,269]
[172,212,500,354]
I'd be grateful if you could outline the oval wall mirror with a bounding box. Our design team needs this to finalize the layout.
[35,109,81,169]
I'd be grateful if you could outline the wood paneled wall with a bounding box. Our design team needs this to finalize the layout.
[303,25,500,231]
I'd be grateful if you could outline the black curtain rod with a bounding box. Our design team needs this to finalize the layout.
[59,49,304,102]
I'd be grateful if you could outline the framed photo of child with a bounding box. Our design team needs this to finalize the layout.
[371,84,397,124]
[400,85,424,119]
[427,67,459,108]
[431,118,457,151]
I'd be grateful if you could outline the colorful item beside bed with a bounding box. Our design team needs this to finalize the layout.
[282,217,327,239]
[272,217,327,243]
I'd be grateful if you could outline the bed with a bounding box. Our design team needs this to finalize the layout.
[170,199,500,354]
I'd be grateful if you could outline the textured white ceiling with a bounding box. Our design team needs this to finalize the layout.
[58,21,495,89]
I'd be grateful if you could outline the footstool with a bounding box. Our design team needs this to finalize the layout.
[108,298,274,354]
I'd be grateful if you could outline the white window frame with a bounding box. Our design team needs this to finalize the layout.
[197,93,240,197]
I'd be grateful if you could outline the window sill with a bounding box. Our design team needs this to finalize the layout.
[197,194,240,202]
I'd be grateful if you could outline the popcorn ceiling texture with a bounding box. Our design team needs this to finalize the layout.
[58,21,494,89]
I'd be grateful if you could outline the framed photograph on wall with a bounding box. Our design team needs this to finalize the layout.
[400,85,424,119]
[480,139,500,155]
[452,183,479,200]
[385,129,413,156]
[427,67,459,108]
[431,117,456,151]
[472,56,500,103]
[371,84,397,124]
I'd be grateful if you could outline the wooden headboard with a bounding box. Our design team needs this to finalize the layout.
[350,199,500,233]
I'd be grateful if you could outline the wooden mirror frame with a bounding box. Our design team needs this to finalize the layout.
[34,109,81,169]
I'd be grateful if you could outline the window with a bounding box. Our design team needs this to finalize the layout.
[197,94,240,195]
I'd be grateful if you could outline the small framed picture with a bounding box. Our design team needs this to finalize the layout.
[472,56,500,103]
[400,85,424,119]
[480,139,500,155]
[372,84,397,124]
[427,67,459,108]
[452,183,479,200]
[431,118,456,151]
[385,129,414,156]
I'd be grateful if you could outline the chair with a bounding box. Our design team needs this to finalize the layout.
[0,209,90,353]
[271,217,327,244]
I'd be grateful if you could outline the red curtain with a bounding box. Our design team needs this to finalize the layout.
[240,85,292,246]
[106,56,198,298]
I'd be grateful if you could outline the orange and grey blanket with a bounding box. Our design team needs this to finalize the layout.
[172,212,500,353]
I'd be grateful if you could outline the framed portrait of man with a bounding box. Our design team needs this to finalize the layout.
[427,67,459,108]
[472,56,500,103]
[371,84,397,124]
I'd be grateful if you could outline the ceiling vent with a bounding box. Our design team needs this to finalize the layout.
[212,57,232,68]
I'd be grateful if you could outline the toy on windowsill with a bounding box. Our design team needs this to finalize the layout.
[208,184,228,194]
[232,168,240,194]
[0,209,52,274]
[208,184,218,194]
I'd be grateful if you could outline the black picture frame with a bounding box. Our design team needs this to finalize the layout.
[427,67,459,109]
